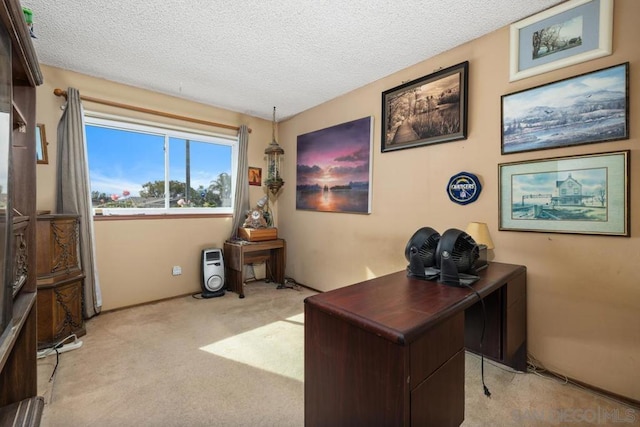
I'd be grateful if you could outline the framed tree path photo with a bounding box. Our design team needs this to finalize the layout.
[382,61,468,152]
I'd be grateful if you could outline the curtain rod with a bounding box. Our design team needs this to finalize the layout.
[53,88,251,133]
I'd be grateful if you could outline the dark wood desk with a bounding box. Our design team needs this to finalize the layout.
[223,239,286,298]
[304,262,526,426]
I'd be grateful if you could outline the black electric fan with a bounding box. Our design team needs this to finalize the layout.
[405,227,440,280]
[405,227,480,287]
[435,228,480,287]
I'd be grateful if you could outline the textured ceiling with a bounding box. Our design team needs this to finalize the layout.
[23,0,563,121]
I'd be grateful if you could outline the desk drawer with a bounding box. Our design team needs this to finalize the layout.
[244,250,270,264]
[410,311,464,389]
[411,349,465,427]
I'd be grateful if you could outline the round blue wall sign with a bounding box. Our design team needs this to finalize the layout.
[447,172,482,205]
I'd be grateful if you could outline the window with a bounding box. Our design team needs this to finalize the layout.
[85,116,237,216]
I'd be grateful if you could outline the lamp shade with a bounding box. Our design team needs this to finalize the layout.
[465,222,494,250]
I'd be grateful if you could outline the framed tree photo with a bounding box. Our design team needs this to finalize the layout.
[499,150,629,236]
[509,0,613,81]
[381,61,468,152]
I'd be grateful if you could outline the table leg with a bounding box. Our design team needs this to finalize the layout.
[225,268,245,298]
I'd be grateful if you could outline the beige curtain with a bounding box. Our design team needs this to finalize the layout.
[229,125,250,240]
[56,87,102,318]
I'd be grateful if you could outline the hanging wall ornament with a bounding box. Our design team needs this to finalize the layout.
[265,106,285,197]
[447,171,482,205]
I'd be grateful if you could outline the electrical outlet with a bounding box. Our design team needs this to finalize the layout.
[172,266,182,276]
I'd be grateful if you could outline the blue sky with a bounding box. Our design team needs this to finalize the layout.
[86,125,231,198]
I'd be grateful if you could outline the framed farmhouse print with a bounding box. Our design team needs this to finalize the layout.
[509,0,613,81]
[501,62,628,155]
[296,116,373,214]
[499,150,629,236]
[381,61,468,152]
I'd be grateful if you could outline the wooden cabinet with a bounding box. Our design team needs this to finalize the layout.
[0,0,44,419]
[36,215,86,349]
[36,215,81,280]
[304,262,526,426]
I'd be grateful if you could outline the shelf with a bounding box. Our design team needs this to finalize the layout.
[11,101,26,131]
[0,292,36,373]
[0,0,44,413]
[0,396,44,426]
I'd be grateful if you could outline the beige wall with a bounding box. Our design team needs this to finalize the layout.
[35,0,639,401]
[36,65,274,310]
[277,0,639,400]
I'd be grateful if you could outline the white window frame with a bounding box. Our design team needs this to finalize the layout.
[85,113,238,216]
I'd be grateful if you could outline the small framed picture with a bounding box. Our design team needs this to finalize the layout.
[248,167,262,186]
[499,150,629,236]
[381,61,468,152]
[509,0,613,81]
[36,123,49,164]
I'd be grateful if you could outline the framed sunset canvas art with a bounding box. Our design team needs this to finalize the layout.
[296,116,373,214]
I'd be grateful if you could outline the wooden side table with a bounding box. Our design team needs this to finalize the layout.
[223,239,286,298]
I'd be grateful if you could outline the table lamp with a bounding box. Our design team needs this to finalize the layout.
[465,222,494,270]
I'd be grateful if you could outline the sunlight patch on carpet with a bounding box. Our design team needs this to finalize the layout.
[199,313,305,382]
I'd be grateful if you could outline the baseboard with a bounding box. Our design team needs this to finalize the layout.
[533,366,640,409]
[100,291,200,315]
[560,374,640,410]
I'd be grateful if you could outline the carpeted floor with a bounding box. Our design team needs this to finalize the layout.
[37,281,638,426]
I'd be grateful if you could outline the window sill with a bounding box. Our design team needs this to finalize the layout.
[93,213,232,221]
